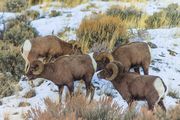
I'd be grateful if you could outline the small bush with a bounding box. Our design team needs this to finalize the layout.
[3,16,38,46]
[25,10,40,20]
[19,102,31,107]
[49,10,62,17]
[168,90,180,99]
[145,11,167,29]
[28,0,42,5]
[5,0,27,12]
[164,3,180,27]
[145,3,180,28]
[0,41,24,80]
[77,15,128,52]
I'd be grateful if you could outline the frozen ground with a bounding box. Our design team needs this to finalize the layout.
[0,0,179,119]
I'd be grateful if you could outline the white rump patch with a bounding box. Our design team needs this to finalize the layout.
[21,40,32,72]
[154,78,166,104]
[88,53,97,72]
[23,40,32,52]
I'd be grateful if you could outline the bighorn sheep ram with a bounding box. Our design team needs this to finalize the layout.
[21,35,82,73]
[97,61,167,111]
[112,42,151,75]
[26,52,114,101]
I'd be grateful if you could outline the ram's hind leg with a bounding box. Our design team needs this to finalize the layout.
[158,99,166,112]
[58,85,64,103]
[134,67,140,74]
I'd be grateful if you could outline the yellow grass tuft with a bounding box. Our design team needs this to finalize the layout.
[77,14,128,53]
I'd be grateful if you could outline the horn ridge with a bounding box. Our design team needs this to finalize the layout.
[105,63,118,81]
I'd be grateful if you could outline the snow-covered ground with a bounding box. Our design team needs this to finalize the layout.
[0,0,179,119]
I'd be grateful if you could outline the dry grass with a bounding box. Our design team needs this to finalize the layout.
[106,5,148,29]
[28,0,88,8]
[120,0,147,2]
[24,95,180,120]
[0,0,5,11]
[77,14,128,53]
[145,3,180,28]
[25,96,122,120]
[58,0,88,7]
[0,73,18,98]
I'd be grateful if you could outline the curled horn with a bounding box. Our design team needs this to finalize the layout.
[96,52,114,62]
[105,63,118,81]
[32,61,44,75]
[25,63,30,74]
[113,61,124,73]
[69,40,81,49]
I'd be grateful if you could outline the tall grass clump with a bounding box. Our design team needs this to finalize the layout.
[0,73,18,98]
[3,15,38,46]
[145,3,180,28]
[77,15,128,53]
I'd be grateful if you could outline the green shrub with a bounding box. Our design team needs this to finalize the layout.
[3,16,38,46]
[49,10,62,17]
[77,15,128,52]
[0,41,24,80]
[5,0,27,12]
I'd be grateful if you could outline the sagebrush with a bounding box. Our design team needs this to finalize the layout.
[3,15,38,46]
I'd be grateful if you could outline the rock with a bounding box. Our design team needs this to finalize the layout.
[0,101,2,105]
[32,78,44,87]
[152,67,160,72]
[168,49,177,56]
[147,42,158,48]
